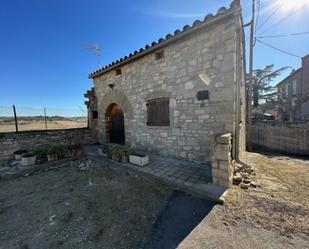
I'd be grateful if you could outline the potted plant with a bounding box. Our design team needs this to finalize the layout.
[121,146,134,163]
[111,146,121,161]
[21,153,37,166]
[47,146,58,161]
[108,145,123,162]
[14,150,28,160]
[33,147,48,163]
[129,153,149,167]
[74,144,85,158]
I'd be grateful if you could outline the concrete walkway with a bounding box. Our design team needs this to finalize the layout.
[85,145,227,202]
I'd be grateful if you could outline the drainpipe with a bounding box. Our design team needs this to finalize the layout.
[234,7,251,168]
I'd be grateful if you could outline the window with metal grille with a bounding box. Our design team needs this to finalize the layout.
[146,98,170,126]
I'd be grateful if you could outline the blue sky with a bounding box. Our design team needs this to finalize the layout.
[0,0,308,111]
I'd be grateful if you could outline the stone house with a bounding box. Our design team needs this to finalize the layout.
[277,54,309,121]
[85,0,246,173]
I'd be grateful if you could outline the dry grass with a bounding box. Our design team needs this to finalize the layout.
[224,152,309,239]
[0,119,87,132]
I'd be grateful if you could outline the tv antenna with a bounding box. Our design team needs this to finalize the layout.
[81,43,101,69]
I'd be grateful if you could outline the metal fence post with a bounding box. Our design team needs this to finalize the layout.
[13,105,18,133]
[44,108,47,131]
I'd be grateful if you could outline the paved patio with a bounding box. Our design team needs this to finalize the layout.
[135,155,211,186]
[86,145,227,202]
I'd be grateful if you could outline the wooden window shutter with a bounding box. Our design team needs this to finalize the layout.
[146,98,169,126]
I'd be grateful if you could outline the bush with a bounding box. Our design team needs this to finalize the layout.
[33,147,48,158]
[108,145,134,157]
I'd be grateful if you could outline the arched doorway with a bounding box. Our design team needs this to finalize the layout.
[105,103,125,144]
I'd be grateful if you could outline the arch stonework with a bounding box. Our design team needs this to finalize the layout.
[98,90,133,144]
[144,90,171,101]
[101,89,133,119]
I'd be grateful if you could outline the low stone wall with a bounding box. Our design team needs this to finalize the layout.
[253,122,309,156]
[211,133,234,188]
[0,128,97,160]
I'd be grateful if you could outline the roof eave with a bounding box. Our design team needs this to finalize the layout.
[89,5,241,79]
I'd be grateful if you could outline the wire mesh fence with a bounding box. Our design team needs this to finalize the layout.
[0,105,88,133]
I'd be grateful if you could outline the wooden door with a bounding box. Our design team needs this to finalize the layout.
[110,105,125,144]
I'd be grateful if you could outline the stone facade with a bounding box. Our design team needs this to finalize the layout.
[88,1,246,169]
[0,128,96,160]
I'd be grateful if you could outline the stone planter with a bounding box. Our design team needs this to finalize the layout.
[129,154,149,167]
[14,150,28,160]
[21,155,37,166]
[14,154,23,161]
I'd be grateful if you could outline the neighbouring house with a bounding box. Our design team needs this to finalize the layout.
[85,0,246,185]
[277,54,309,121]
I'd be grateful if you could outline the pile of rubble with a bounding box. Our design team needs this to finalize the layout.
[233,163,257,189]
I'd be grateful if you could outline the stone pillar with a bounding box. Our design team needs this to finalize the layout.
[84,88,98,131]
[211,133,234,188]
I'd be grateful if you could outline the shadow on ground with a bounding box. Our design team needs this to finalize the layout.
[251,148,309,161]
[143,190,216,249]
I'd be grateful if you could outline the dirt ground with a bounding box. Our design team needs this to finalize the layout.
[0,152,308,249]
[0,158,216,249]
[177,151,309,249]
[0,160,173,249]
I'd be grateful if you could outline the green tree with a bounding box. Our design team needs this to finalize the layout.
[247,64,288,107]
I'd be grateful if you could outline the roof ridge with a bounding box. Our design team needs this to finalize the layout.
[89,0,240,78]
[276,68,302,86]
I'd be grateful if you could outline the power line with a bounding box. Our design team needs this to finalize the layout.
[256,4,281,32]
[259,6,300,35]
[256,39,301,58]
[257,31,309,39]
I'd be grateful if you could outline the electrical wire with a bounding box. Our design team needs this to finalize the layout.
[256,4,281,32]
[256,39,301,58]
[257,31,309,39]
[254,0,261,35]
[259,6,300,35]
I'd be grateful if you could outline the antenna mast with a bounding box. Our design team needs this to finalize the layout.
[81,44,101,69]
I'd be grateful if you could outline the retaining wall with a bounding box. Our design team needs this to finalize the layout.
[0,128,97,160]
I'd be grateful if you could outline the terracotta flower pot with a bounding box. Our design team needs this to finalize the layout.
[76,147,85,158]
[121,155,128,163]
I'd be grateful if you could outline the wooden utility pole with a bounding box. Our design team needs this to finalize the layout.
[247,0,255,151]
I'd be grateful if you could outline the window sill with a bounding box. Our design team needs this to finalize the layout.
[146,125,170,129]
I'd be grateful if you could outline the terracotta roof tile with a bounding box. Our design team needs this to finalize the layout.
[89,0,240,78]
